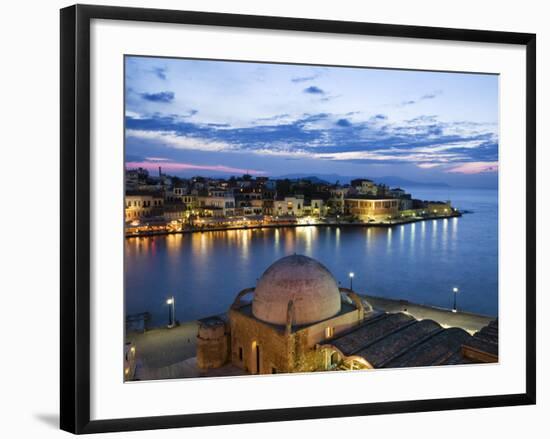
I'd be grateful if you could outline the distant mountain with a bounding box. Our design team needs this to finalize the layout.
[276,174,334,184]
[276,173,450,188]
[374,176,451,188]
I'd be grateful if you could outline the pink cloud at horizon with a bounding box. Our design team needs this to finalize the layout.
[144,157,171,162]
[446,161,498,174]
[126,160,266,176]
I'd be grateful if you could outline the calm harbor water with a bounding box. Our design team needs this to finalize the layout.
[125,187,498,326]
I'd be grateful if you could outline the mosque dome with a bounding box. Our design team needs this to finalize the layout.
[252,254,341,326]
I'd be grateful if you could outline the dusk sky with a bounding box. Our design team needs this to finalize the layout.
[125,56,499,188]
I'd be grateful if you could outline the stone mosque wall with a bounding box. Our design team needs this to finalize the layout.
[229,309,292,374]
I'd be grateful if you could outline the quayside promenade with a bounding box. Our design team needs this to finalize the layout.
[125,210,461,238]
[125,293,494,381]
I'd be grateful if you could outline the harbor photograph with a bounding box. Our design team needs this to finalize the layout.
[123,56,499,381]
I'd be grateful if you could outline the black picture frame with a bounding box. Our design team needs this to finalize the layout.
[60,4,536,434]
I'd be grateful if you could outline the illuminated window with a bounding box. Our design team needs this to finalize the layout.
[325,327,334,339]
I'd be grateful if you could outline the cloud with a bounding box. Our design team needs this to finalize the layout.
[446,161,498,174]
[291,74,319,83]
[417,163,442,169]
[304,86,325,95]
[400,91,442,106]
[336,118,352,127]
[320,94,340,102]
[144,156,170,162]
[125,112,498,170]
[406,115,437,124]
[125,110,146,119]
[127,129,235,152]
[140,91,175,103]
[180,109,198,118]
[254,113,291,124]
[152,67,167,80]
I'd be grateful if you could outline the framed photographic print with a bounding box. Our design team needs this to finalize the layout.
[60,4,536,434]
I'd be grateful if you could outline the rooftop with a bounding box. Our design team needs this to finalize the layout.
[345,195,397,200]
[320,312,498,368]
[126,189,164,197]
[252,255,342,326]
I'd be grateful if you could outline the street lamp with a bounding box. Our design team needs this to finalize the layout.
[452,287,459,313]
[166,296,176,328]
[349,272,355,290]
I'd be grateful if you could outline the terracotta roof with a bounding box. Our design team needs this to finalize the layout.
[384,327,471,368]
[355,319,442,367]
[321,313,499,368]
[328,313,414,355]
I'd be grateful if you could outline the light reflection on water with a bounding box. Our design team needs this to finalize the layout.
[125,188,498,326]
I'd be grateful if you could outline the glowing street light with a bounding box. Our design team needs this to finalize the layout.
[166,296,176,328]
[349,272,355,290]
[452,287,459,313]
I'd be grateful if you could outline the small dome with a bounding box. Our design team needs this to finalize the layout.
[252,255,341,325]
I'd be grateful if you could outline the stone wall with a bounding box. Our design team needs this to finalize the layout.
[291,330,326,372]
[303,308,362,348]
[344,198,399,220]
[229,309,292,374]
[196,319,230,369]
[228,306,363,374]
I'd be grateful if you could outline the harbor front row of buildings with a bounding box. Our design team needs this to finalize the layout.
[125,168,456,229]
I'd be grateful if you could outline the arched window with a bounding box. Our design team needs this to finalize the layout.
[330,351,339,367]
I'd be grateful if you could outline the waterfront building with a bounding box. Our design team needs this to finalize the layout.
[312,198,327,216]
[328,186,350,214]
[125,190,164,221]
[209,189,227,198]
[351,178,376,195]
[170,184,188,201]
[350,179,389,197]
[273,195,306,217]
[398,198,414,211]
[182,194,198,211]
[125,167,149,190]
[123,172,456,230]
[163,203,187,221]
[344,197,399,221]
[197,193,236,217]
[388,187,406,198]
[303,198,327,217]
[426,200,452,215]
[262,199,275,216]
[196,255,498,375]
[248,199,264,216]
